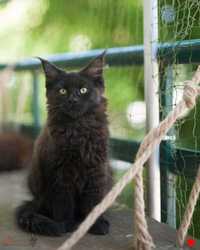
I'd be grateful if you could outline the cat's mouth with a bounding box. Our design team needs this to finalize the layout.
[63,105,86,119]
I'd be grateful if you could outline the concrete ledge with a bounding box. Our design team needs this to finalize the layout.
[0,171,198,250]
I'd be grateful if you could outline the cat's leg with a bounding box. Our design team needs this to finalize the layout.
[51,189,77,232]
[15,200,66,236]
[78,192,109,235]
[78,175,110,235]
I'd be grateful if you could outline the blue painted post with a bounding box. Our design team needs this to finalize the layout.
[32,70,40,130]
[160,64,177,228]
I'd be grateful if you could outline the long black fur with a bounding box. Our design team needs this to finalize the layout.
[16,53,112,236]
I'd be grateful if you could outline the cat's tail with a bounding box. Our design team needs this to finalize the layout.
[15,201,67,236]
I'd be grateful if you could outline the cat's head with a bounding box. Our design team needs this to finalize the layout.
[38,52,106,119]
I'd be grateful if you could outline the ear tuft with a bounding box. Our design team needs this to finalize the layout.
[36,57,62,82]
[80,51,106,79]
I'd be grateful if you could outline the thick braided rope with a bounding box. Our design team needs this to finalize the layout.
[177,167,200,248]
[133,147,156,249]
[176,66,200,248]
[133,128,160,249]
[57,66,200,250]
[133,67,200,250]
[134,67,200,250]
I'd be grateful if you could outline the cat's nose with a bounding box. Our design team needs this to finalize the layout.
[68,96,78,104]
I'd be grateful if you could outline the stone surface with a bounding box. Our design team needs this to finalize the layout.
[0,170,198,250]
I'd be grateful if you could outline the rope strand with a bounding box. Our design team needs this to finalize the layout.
[177,167,200,247]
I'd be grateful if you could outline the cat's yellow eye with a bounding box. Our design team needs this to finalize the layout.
[80,87,88,94]
[59,88,67,95]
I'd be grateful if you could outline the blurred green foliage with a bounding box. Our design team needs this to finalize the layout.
[0,0,145,140]
[30,0,143,50]
[0,0,143,60]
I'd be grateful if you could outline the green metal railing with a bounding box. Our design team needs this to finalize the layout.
[1,39,200,71]
[1,39,200,177]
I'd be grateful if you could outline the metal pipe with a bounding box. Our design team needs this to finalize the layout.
[143,0,161,221]
[0,39,200,71]
[160,64,177,227]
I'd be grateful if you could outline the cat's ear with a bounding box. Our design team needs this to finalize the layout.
[37,57,63,83]
[80,51,106,84]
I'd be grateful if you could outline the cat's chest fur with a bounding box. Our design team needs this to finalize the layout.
[36,118,108,192]
[47,116,108,166]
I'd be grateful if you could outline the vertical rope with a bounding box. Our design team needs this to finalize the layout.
[176,66,200,246]
[133,66,200,250]
[133,134,155,250]
[177,167,200,247]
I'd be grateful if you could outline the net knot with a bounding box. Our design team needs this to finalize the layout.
[183,82,200,109]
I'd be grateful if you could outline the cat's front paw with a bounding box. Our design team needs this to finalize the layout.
[88,216,109,235]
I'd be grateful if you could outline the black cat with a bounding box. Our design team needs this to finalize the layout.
[16,52,112,236]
